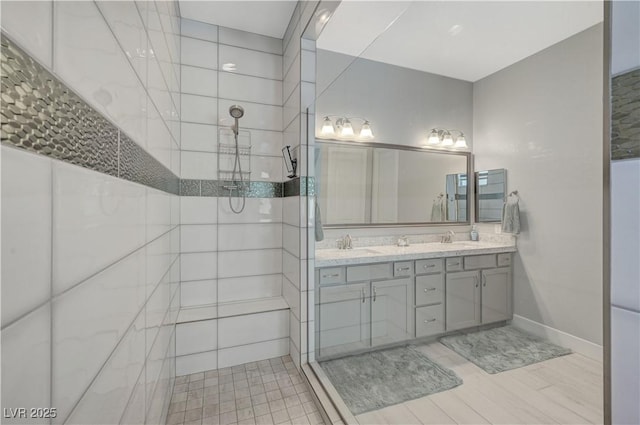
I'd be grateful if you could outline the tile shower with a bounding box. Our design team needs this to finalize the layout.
[1,1,317,424]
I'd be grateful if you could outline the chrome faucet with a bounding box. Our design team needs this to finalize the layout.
[397,235,409,247]
[441,230,455,243]
[337,234,353,250]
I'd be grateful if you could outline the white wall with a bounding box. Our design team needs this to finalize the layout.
[1,1,181,423]
[316,49,473,150]
[473,24,604,347]
[611,0,640,75]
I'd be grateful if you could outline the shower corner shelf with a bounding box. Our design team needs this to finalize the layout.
[218,143,251,156]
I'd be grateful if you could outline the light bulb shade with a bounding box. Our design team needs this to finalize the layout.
[442,133,454,146]
[320,117,335,136]
[454,134,468,149]
[359,121,373,139]
[340,120,354,137]
[427,130,440,145]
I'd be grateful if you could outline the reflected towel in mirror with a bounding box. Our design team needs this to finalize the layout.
[430,195,446,221]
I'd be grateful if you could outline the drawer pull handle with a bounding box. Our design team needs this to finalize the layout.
[474,276,479,288]
[323,273,340,278]
[448,262,460,266]
[361,288,365,303]
[423,287,437,292]
[397,267,411,272]
[424,318,437,323]
[482,275,487,287]
[424,264,436,269]
[373,286,377,302]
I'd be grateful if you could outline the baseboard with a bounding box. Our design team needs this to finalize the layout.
[511,315,603,362]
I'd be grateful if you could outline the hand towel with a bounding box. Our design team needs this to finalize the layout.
[315,198,324,241]
[501,197,521,234]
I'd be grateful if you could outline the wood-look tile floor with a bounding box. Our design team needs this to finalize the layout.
[355,342,604,425]
[166,356,325,425]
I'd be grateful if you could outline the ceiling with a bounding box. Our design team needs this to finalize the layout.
[179,1,297,39]
[317,1,603,82]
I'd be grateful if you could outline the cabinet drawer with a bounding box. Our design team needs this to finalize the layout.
[464,254,497,270]
[445,257,463,272]
[416,304,445,338]
[319,267,345,285]
[393,261,414,277]
[347,263,392,282]
[416,258,443,274]
[416,274,444,306]
[497,253,512,267]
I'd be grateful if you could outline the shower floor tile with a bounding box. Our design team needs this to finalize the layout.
[168,356,324,425]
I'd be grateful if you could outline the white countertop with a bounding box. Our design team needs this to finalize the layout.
[315,241,517,267]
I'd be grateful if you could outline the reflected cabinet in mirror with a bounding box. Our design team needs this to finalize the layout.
[315,141,471,226]
[475,169,507,222]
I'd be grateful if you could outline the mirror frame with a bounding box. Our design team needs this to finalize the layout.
[315,139,473,228]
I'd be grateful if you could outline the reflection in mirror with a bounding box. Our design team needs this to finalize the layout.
[315,141,469,226]
[475,169,507,222]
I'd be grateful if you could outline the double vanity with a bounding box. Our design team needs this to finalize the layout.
[314,240,517,359]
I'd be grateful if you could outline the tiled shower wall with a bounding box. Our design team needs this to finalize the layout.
[176,19,290,374]
[281,1,320,369]
[1,1,181,424]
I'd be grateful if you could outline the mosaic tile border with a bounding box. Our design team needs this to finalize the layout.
[180,179,284,198]
[612,68,640,160]
[0,34,180,195]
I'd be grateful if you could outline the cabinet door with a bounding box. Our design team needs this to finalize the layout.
[481,267,512,324]
[446,271,481,331]
[371,278,413,346]
[318,284,370,358]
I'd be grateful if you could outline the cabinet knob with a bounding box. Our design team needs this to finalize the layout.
[424,318,437,323]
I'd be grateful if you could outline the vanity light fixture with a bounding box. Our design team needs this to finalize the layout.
[425,128,468,149]
[321,116,335,136]
[319,116,374,140]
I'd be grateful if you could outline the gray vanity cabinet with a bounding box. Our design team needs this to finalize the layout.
[481,267,512,324]
[371,277,413,346]
[318,283,370,358]
[446,254,513,331]
[316,264,413,357]
[316,251,513,359]
[446,270,481,331]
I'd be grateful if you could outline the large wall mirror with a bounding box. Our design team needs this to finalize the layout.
[315,141,471,226]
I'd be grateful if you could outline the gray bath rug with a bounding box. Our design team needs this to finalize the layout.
[439,326,571,374]
[319,345,462,415]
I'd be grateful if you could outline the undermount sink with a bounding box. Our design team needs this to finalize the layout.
[352,247,384,254]
[449,241,480,247]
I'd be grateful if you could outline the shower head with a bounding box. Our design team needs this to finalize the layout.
[229,105,244,119]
